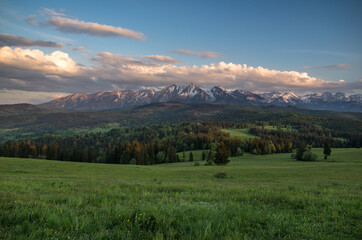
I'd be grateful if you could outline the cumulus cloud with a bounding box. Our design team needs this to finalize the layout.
[303,64,353,70]
[90,52,348,91]
[0,46,81,76]
[172,49,219,58]
[0,47,355,96]
[0,33,64,48]
[141,55,180,64]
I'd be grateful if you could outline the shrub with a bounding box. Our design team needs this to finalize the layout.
[291,153,296,159]
[204,160,213,166]
[302,151,318,161]
[214,172,227,178]
[194,162,200,166]
[129,158,137,165]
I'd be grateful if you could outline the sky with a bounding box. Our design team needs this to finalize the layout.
[0,0,361,104]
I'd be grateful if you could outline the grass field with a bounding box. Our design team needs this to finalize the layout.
[222,125,295,141]
[222,128,259,139]
[1,148,361,239]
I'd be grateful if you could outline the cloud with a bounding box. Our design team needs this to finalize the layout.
[25,8,145,40]
[303,64,353,70]
[172,49,219,58]
[0,89,69,104]
[141,55,180,63]
[26,13,146,40]
[46,17,145,40]
[25,14,41,26]
[93,52,157,67]
[0,34,64,48]
[71,46,91,52]
[0,46,81,76]
[0,47,356,96]
[41,8,66,16]
[91,52,348,91]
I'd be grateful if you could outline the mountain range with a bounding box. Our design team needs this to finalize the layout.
[41,83,362,112]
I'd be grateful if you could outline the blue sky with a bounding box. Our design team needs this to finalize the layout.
[0,0,361,103]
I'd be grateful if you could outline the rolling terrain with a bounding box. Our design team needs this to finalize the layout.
[1,102,361,142]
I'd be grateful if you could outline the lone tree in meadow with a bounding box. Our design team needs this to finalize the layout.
[214,142,229,165]
[324,139,331,160]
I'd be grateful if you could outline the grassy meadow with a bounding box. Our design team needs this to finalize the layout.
[1,148,361,239]
[221,128,259,139]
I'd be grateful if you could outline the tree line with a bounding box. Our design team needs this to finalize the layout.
[0,120,358,165]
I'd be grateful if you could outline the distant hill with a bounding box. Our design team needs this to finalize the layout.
[1,102,361,140]
[0,103,63,116]
[40,83,362,112]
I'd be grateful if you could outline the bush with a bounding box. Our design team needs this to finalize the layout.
[214,172,227,178]
[129,158,137,165]
[291,153,296,159]
[204,160,213,166]
[302,151,318,161]
[194,162,200,166]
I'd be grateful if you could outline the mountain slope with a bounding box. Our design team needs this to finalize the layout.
[40,83,362,112]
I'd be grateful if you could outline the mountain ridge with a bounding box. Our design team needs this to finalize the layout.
[40,83,362,112]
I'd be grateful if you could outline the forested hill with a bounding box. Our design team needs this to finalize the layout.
[0,102,361,142]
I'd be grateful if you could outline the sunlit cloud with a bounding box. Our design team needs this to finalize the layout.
[303,64,353,70]
[46,17,145,40]
[0,46,81,76]
[0,47,355,95]
[71,46,91,52]
[172,49,219,58]
[25,9,146,40]
[0,33,64,48]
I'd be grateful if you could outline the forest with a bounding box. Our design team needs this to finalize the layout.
[1,118,360,165]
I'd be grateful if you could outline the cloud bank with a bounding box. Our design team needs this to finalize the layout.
[0,47,355,98]
[0,34,64,48]
[172,49,219,58]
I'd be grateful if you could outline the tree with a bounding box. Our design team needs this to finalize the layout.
[295,142,306,161]
[189,152,194,162]
[236,147,243,156]
[323,139,331,160]
[207,150,214,161]
[214,142,229,165]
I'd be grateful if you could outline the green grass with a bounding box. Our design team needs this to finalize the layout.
[222,125,296,141]
[222,128,259,139]
[1,148,361,239]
